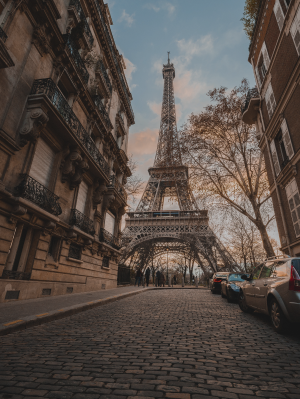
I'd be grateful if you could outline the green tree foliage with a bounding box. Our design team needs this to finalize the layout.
[241,0,261,40]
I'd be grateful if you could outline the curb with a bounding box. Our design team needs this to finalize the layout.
[0,289,151,337]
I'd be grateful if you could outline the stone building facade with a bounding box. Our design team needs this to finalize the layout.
[242,0,300,256]
[0,0,134,302]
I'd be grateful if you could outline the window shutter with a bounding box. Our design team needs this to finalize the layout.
[290,6,300,55]
[262,42,270,70]
[105,211,115,235]
[281,119,294,160]
[285,179,300,237]
[265,83,276,118]
[76,181,88,214]
[274,0,285,31]
[30,139,55,187]
[270,140,281,176]
[255,66,261,88]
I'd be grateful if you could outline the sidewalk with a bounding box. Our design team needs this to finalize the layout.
[0,285,149,336]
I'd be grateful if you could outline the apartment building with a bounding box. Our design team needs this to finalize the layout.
[0,0,134,301]
[242,0,300,256]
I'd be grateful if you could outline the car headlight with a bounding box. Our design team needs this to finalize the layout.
[230,284,240,292]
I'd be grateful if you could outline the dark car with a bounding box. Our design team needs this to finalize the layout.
[211,272,230,294]
[221,273,250,303]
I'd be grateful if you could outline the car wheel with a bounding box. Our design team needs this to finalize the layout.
[227,289,233,303]
[269,298,288,334]
[238,291,254,313]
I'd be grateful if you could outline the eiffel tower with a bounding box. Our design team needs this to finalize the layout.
[120,54,237,274]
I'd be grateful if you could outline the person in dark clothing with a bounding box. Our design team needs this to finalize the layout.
[135,267,143,287]
[156,270,161,287]
[161,273,165,287]
[172,275,177,286]
[145,267,151,287]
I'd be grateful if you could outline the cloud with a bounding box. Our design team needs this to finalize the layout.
[176,35,214,64]
[165,2,175,15]
[148,101,161,117]
[119,10,135,27]
[144,2,176,16]
[124,57,137,90]
[144,3,160,12]
[129,128,159,156]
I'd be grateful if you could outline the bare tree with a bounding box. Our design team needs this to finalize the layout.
[124,155,144,209]
[180,80,275,257]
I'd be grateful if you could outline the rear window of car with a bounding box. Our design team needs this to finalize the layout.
[215,274,228,278]
[228,274,249,282]
[292,259,300,274]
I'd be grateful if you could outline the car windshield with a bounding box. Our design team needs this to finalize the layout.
[215,274,228,278]
[228,274,248,282]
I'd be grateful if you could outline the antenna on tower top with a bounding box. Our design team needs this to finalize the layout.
[167,51,170,63]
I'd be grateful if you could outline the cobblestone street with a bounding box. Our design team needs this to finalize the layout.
[0,290,300,399]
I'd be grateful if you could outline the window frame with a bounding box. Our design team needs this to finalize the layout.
[274,0,285,31]
[285,178,300,238]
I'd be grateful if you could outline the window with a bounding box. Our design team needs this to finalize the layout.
[281,119,294,160]
[105,211,115,235]
[30,138,55,187]
[76,181,88,214]
[102,256,110,268]
[252,265,263,279]
[284,0,291,8]
[48,236,61,262]
[286,179,300,237]
[270,140,281,176]
[260,42,270,81]
[274,0,285,31]
[265,83,276,118]
[68,243,81,260]
[290,5,300,55]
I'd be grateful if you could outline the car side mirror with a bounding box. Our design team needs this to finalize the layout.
[241,274,251,281]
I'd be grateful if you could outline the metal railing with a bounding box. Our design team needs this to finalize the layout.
[241,87,259,115]
[30,79,110,177]
[127,210,207,219]
[63,34,89,84]
[70,209,95,235]
[96,59,113,94]
[108,175,127,200]
[93,95,111,129]
[69,0,94,47]
[14,174,62,216]
[1,270,31,280]
[0,27,7,43]
[95,1,134,120]
[100,228,121,249]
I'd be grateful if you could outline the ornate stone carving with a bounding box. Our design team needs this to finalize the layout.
[61,146,89,189]
[93,181,107,208]
[19,108,49,147]
[11,205,27,216]
[102,193,115,212]
[32,25,49,56]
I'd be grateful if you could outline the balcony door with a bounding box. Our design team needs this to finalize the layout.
[76,181,88,214]
[30,138,55,187]
[105,211,115,235]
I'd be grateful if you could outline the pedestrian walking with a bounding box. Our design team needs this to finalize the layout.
[156,269,161,287]
[135,267,143,287]
[172,275,177,286]
[145,267,150,287]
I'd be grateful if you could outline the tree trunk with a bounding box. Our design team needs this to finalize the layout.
[255,220,275,258]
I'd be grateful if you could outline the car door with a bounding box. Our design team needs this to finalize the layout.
[253,263,273,310]
[243,265,263,308]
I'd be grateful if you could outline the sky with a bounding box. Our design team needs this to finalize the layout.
[107,0,255,186]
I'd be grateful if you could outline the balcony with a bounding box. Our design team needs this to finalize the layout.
[241,88,260,125]
[14,174,62,216]
[95,1,134,122]
[127,210,208,219]
[63,34,89,84]
[108,175,127,201]
[70,208,95,236]
[100,228,121,250]
[30,79,110,177]
[96,59,113,96]
[93,95,111,130]
[68,0,94,48]
[0,27,14,69]
[1,270,31,280]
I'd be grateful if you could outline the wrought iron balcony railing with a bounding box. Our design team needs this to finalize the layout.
[127,210,207,219]
[95,1,134,120]
[96,59,113,94]
[30,79,110,177]
[108,175,127,200]
[1,270,31,280]
[63,34,89,84]
[100,228,121,250]
[70,208,95,235]
[69,0,94,47]
[241,87,259,115]
[0,27,8,43]
[93,95,111,129]
[14,174,62,216]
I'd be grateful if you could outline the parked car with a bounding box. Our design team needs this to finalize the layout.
[239,256,300,333]
[211,272,230,294]
[221,273,250,303]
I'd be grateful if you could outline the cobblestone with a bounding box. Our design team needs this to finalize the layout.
[0,290,299,398]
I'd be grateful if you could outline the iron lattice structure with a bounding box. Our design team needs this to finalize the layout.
[121,56,238,274]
